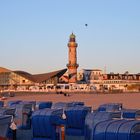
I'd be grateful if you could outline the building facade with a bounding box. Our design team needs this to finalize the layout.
[78,69,140,92]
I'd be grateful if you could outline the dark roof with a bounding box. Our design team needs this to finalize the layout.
[70,33,76,38]
[14,71,35,82]
[13,69,67,83]
[32,69,67,83]
[107,73,139,76]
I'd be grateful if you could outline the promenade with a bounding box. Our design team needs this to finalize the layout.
[3,92,140,109]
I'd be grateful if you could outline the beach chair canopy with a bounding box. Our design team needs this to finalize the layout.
[64,106,91,137]
[7,100,22,107]
[85,111,121,140]
[22,101,36,111]
[93,119,140,140]
[32,108,63,140]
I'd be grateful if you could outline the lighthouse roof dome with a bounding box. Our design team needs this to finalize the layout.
[70,33,76,38]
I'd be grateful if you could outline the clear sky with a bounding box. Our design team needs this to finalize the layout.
[0,0,140,74]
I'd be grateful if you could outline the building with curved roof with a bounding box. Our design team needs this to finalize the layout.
[0,67,67,90]
[0,67,11,73]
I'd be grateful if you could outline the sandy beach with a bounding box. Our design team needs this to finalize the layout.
[2,92,140,110]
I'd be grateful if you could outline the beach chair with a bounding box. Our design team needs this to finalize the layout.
[14,102,35,140]
[85,111,122,140]
[0,107,16,117]
[64,106,91,140]
[0,107,16,140]
[117,120,140,140]
[7,100,22,107]
[122,109,140,119]
[0,115,12,139]
[51,102,74,110]
[97,103,123,112]
[32,108,63,140]
[37,101,52,110]
[70,101,84,106]
[14,103,32,129]
[93,119,140,140]
[22,101,36,111]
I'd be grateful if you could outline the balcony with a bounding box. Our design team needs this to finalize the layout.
[66,63,79,68]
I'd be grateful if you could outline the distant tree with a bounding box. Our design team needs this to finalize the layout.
[124,71,129,75]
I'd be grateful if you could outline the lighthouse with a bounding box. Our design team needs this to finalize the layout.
[67,33,79,83]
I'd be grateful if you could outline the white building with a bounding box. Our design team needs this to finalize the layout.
[77,69,140,92]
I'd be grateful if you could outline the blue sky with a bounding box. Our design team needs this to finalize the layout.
[0,0,140,74]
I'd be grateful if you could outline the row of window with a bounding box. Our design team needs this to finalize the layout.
[104,80,124,84]
[109,76,140,80]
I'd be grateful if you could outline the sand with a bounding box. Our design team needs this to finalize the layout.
[2,92,140,109]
